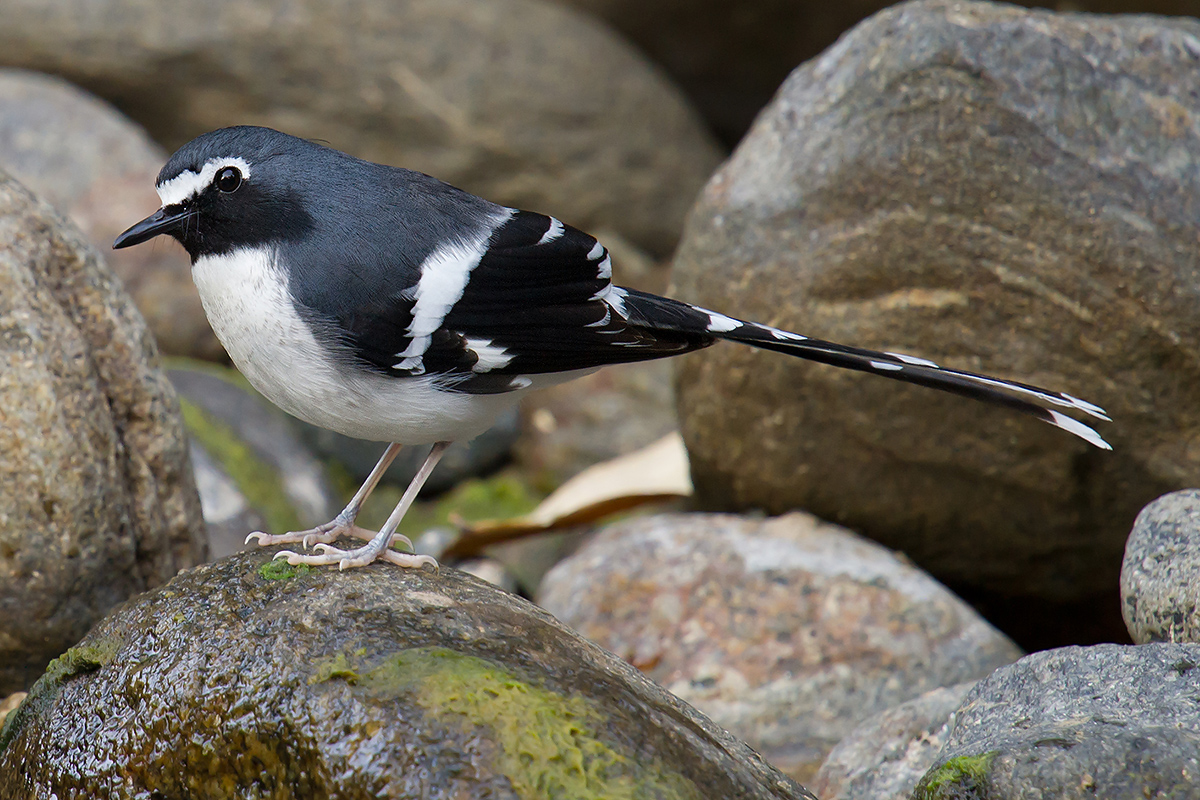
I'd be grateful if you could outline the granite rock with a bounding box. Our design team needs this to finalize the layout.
[1122,489,1200,644]
[0,68,220,359]
[811,681,977,800]
[912,643,1200,799]
[538,512,1020,782]
[671,0,1200,618]
[0,171,205,693]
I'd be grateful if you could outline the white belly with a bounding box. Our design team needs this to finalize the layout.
[190,247,518,443]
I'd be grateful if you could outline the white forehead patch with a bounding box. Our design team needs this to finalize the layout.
[156,157,253,207]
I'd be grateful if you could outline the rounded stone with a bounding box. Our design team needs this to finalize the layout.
[912,643,1200,799]
[0,171,205,694]
[1121,489,1200,644]
[0,0,724,258]
[0,548,815,800]
[537,512,1020,782]
[670,0,1200,611]
[0,68,221,359]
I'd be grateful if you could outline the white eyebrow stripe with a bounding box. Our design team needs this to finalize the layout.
[156,157,253,207]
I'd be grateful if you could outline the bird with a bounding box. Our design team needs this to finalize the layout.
[114,125,1111,571]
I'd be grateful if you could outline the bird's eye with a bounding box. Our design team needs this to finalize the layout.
[215,167,243,193]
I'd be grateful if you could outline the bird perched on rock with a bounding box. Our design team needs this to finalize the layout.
[114,126,1110,571]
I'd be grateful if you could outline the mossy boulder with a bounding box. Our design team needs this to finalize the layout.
[912,644,1200,799]
[0,547,812,799]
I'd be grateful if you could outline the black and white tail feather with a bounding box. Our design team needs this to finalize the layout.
[615,289,1111,450]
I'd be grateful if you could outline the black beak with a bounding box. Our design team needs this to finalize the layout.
[113,205,191,249]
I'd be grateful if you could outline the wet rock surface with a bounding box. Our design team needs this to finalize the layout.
[0,547,813,800]
[0,0,722,258]
[537,513,1020,781]
[1122,489,1200,644]
[0,68,220,359]
[0,172,205,694]
[811,681,976,800]
[671,0,1200,630]
[911,643,1200,799]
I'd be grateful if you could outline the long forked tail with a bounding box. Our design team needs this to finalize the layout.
[618,288,1112,450]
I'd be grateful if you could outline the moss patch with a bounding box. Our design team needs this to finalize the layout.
[180,397,302,534]
[914,752,997,800]
[310,653,360,685]
[355,646,698,800]
[355,470,542,538]
[257,560,314,582]
[0,637,124,755]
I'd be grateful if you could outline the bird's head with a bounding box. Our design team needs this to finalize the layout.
[113,126,319,260]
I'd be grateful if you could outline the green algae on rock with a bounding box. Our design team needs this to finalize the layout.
[0,548,813,799]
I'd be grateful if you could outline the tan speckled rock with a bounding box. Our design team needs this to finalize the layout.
[0,69,221,360]
[537,513,1020,782]
[0,0,723,258]
[671,0,1200,613]
[0,548,814,800]
[0,171,205,694]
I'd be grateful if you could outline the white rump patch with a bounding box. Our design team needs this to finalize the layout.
[886,352,940,368]
[605,286,629,317]
[466,337,514,372]
[869,360,904,372]
[156,157,253,207]
[770,328,807,341]
[538,217,564,245]
[705,311,741,333]
[586,242,605,260]
[393,210,514,374]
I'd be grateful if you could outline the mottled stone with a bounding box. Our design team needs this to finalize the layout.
[0,0,723,257]
[0,68,221,359]
[812,681,976,800]
[912,643,1200,799]
[537,513,1020,781]
[553,0,1200,144]
[1122,489,1200,644]
[671,0,1200,617]
[516,360,679,486]
[0,172,205,693]
[0,548,813,800]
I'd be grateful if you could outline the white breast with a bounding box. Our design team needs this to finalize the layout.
[189,247,519,444]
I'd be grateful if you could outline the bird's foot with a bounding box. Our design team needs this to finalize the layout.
[245,519,402,550]
[273,537,437,572]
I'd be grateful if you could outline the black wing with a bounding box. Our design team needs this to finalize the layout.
[342,210,712,394]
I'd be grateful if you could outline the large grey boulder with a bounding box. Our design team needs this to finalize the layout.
[0,68,221,360]
[0,172,205,694]
[911,643,1200,799]
[0,548,814,799]
[0,0,723,257]
[671,0,1200,616]
[538,513,1020,781]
